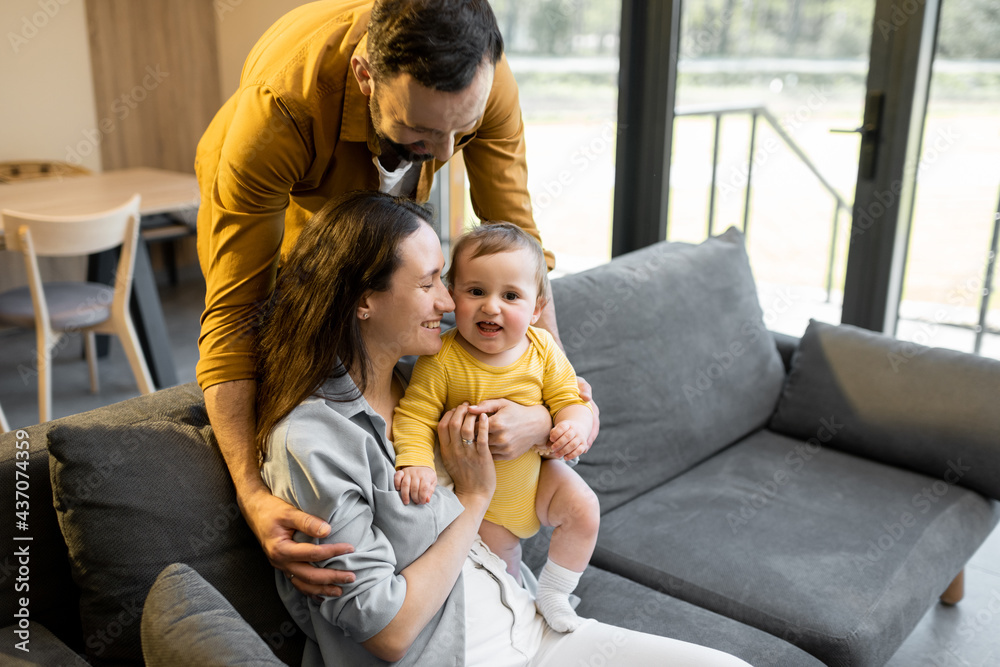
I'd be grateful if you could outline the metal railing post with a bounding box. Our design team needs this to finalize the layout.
[974,191,1000,355]
[743,111,758,238]
[707,113,721,237]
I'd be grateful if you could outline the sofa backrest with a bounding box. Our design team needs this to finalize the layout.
[1,421,84,654]
[36,384,304,666]
[551,228,786,513]
[770,319,1000,500]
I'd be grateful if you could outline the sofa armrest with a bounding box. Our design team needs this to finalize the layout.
[770,320,1000,499]
[142,564,288,667]
[0,624,89,666]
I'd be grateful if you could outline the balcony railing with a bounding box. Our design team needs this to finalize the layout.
[674,103,998,355]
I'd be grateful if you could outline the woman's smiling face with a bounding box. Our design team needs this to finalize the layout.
[362,221,455,360]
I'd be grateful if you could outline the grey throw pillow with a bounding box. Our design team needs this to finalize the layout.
[142,563,288,666]
[551,227,786,512]
[46,384,304,665]
[770,319,1000,499]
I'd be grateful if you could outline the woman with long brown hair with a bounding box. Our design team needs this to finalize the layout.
[255,191,750,666]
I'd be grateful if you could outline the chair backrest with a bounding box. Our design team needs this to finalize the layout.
[2,194,142,321]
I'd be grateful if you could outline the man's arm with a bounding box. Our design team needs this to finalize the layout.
[205,380,356,597]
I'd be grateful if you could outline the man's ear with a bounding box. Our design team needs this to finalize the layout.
[351,54,374,97]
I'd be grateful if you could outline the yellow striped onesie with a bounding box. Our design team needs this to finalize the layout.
[393,326,588,538]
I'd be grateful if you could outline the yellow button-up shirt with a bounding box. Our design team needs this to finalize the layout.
[195,0,546,390]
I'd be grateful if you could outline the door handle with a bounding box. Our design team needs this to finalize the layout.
[830,90,884,179]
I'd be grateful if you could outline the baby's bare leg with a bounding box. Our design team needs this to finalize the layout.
[535,459,600,571]
[534,459,600,632]
[478,519,523,583]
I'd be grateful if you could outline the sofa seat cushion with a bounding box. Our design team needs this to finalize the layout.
[573,565,825,667]
[551,228,786,512]
[771,319,1000,499]
[46,384,305,666]
[592,429,1000,667]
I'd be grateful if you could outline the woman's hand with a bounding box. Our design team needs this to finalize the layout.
[438,403,496,509]
[466,399,551,460]
[243,488,356,597]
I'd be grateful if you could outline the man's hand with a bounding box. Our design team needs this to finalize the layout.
[243,489,356,597]
[466,399,551,461]
[394,466,437,505]
[577,376,600,447]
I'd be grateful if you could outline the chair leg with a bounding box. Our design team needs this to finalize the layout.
[115,313,155,394]
[36,328,53,424]
[84,331,100,393]
[941,569,964,605]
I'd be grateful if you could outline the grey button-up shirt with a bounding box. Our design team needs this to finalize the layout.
[261,367,468,666]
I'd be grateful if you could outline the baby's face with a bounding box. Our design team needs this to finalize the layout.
[450,246,543,357]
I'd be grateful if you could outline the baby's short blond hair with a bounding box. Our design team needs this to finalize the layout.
[446,222,549,303]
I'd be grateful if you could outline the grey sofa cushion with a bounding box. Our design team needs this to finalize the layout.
[573,565,826,667]
[0,422,83,653]
[551,227,786,512]
[770,319,1000,499]
[0,623,90,666]
[142,564,288,667]
[46,384,304,666]
[592,429,1000,666]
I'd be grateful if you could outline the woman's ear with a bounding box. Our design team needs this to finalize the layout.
[357,291,373,321]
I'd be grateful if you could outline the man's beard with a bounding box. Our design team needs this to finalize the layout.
[370,93,435,164]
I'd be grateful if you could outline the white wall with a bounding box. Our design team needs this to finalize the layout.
[0,0,101,172]
[215,0,309,98]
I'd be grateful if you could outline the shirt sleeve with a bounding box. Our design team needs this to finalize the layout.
[264,406,407,643]
[393,353,448,469]
[537,329,590,418]
[195,85,312,390]
[461,55,555,271]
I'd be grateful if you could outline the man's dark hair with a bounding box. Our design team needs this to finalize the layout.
[368,0,504,92]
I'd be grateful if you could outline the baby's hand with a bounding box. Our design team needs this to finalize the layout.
[548,422,588,461]
[394,466,437,505]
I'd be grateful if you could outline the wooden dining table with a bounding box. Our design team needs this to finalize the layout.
[0,167,201,388]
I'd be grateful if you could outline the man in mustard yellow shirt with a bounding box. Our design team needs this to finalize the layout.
[195,0,599,599]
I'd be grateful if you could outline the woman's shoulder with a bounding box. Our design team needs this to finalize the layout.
[270,394,371,460]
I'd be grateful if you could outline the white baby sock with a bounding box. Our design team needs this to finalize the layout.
[536,559,584,632]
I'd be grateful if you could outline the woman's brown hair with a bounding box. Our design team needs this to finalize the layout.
[254,191,433,460]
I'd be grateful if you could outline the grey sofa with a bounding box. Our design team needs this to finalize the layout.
[2,228,997,666]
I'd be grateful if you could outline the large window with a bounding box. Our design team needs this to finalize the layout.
[668,0,878,336]
[472,0,623,276]
[894,2,1000,359]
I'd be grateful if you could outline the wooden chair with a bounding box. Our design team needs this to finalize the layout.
[0,195,154,423]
